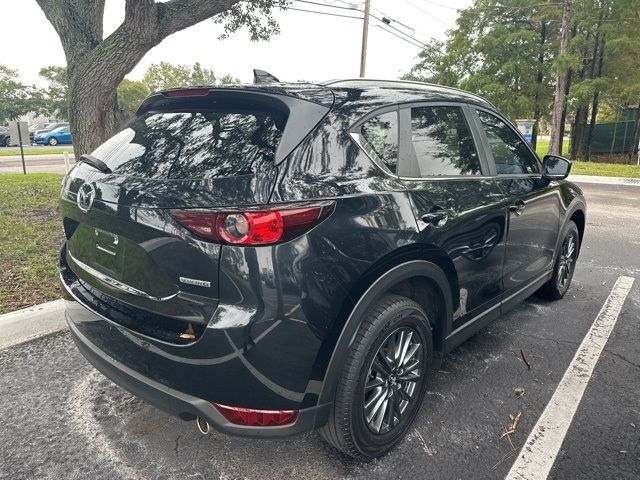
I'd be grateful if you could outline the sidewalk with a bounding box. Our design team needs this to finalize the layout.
[569,174,640,186]
[0,154,75,174]
[0,300,66,349]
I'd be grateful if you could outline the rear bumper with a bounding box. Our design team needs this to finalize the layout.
[66,313,329,438]
[59,239,331,438]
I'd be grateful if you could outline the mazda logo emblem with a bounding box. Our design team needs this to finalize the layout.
[77,182,96,213]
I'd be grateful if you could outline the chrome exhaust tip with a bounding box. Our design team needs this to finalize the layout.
[196,416,210,435]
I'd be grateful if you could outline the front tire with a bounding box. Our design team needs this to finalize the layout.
[48,137,58,146]
[319,294,432,459]
[538,220,579,300]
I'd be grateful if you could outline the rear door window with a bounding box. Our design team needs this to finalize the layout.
[408,105,482,177]
[91,109,284,179]
[360,111,399,174]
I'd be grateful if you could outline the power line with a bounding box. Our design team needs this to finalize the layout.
[296,0,359,11]
[288,6,363,19]
[292,1,431,47]
[416,0,460,10]
[296,0,433,41]
[415,0,562,11]
[371,5,416,35]
[373,16,429,46]
[369,1,442,42]
[375,25,424,48]
[400,0,450,27]
[323,0,360,6]
[289,4,426,49]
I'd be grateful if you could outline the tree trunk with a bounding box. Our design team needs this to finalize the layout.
[584,6,606,161]
[558,26,577,156]
[68,78,128,157]
[559,68,573,156]
[584,91,600,161]
[36,0,243,158]
[585,36,606,160]
[610,109,619,155]
[548,0,572,155]
[531,21,547,150]
[628,103,640,162]
[570,106,588,160]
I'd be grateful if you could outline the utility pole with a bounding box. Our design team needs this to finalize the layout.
[359,0,371,77]
[548,0,572,156]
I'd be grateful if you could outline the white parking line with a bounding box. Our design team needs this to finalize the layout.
[506,275,635,480]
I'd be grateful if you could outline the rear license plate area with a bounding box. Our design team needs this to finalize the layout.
[93,228,125,277]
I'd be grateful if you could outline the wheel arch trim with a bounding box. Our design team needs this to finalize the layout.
[554,201,586,263]
[317,260,452,405]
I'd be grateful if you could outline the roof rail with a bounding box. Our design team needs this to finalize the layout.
[322,78,495,108]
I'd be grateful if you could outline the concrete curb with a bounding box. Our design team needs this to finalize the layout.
[570,174,640,186]
[0,299,67,350]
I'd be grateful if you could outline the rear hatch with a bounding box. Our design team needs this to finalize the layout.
[61,86,333,343]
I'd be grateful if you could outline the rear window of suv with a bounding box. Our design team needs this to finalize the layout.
[91,109,285,179]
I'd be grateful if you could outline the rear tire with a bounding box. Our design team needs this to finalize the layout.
[538,220,579,300]
[319,294,433,459]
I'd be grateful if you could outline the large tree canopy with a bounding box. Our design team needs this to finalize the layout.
[0,66,41,123]
[31,61,240,121]
[405,0,640,156]
[404,0,561,147]
[35,0,287,157]
[39,65,69,121]
[141,61,240,91]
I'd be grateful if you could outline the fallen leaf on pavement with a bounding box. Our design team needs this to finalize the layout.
[501,410,523,438]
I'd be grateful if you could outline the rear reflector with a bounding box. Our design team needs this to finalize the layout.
[164,88,209,97]
[214,403,298,427]
[168,201,335,246]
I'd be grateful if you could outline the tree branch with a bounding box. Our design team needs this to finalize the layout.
[74,0,242,94]
[35,0,105,63]
[157,0,241,39]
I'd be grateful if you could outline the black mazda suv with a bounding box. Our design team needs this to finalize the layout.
[59,79,586,458]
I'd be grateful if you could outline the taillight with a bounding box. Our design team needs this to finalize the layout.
[214,403,298,427]
[168,201,335,245]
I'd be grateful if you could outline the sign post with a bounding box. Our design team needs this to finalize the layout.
[9,121,29,174]
[515,119,535,145]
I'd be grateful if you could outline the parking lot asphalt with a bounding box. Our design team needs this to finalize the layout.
[0,182,638,480]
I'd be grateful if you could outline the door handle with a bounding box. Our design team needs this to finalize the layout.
[509,201,526,216]
[421,207,449,227]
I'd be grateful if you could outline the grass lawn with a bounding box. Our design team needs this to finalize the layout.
[570,161,640,178]
[0,147,74,156]
[534,139,570,157]
[534,139,640,178]
[0,173,64,314]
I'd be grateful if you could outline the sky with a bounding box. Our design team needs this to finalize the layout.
[3,0,471,86]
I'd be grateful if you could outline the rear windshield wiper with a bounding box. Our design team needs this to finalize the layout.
[80,154,112,174]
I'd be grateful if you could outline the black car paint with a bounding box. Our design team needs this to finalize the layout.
[60,80,586,436]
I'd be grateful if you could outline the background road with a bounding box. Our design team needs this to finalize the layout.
[1,182,638,480]
[0,152,75,174]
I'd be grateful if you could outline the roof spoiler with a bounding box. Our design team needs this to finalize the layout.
[253,69,280,84]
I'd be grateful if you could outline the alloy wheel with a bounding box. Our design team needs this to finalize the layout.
[363,327,422,435]
[557,233,577,290]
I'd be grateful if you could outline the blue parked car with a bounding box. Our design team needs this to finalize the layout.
[34,125,72,146]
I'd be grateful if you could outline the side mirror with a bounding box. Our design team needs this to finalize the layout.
[542,155,572,180]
